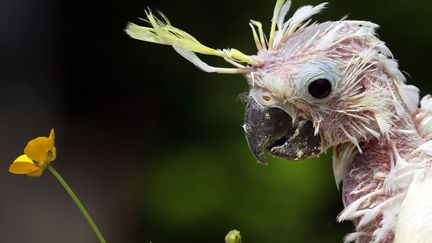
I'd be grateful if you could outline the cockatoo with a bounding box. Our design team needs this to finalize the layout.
[126,1,432,242]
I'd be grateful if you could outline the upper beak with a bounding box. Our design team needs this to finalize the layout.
[243,96,322,164]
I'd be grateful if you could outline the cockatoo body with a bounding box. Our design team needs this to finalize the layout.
[126,1,432,242]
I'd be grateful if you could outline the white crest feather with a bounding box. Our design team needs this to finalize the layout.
[286,3,328,33]
[277,0,292,30]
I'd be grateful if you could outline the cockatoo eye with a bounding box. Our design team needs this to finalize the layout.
[295,61,341,102]
[308,78,332,98]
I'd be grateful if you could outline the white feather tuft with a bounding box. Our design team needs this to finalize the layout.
[338,191,380,222]
[398,84,419,113]
[341,127,362,153]
[173,47,243,74]
[416,140,432,155]
[277,0,292,30]
[362,124,381,139]
[344,232,367,243]
[333,143,357,189]
[374,112,392,137]
[414,94,432,140]
[395,174,432,243]
[286,3,328,34]
[373,199,401,242]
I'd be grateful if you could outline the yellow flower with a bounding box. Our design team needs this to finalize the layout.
[9,129,56,177]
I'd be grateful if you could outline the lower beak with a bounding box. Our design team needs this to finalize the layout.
[243,96,322,164]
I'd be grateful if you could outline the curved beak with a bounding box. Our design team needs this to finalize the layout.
[243,96,322,164]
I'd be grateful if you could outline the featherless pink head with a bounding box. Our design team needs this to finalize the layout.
[126,0,418,164]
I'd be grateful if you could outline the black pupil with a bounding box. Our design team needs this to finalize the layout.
[308,78,332,98]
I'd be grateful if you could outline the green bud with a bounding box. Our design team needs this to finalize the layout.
[225,229,242,243]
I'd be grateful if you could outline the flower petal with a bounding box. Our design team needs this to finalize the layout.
[24,137,51,163]
[48,128,55,147]
[27,168,43,177]
[24,129,56,165]
[9,154,40,175]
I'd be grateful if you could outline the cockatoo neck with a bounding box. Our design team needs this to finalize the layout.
[338,105,425,242]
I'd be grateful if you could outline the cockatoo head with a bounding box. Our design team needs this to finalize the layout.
[242,3,418,164]
[126,0,418,164]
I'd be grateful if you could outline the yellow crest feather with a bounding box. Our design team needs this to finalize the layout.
[126,9,259,73]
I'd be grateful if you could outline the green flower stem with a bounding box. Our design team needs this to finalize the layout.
[47,165,106,243]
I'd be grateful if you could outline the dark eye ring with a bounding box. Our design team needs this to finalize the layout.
[308,78,332,99]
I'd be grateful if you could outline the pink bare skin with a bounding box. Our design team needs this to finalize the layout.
[341,106,424,242]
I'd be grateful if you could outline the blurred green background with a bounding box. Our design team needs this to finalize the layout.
[0,0,431,242]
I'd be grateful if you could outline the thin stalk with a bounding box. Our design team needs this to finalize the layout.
[47,165,106,243]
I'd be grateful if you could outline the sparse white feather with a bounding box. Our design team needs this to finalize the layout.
[361,124,381,139]
[374,112,392,136]
[395,173,432,243]
[374,200,401,242]
[277,0,292,30]
[286,3,328,34]
[338,191,380,222]
[341,127,362,153]
[416,140,432,155]
[333,143,357,189]
[420,94,432,107]
[344,232,367,243]
[357,200,388,228]
[391,90,405,116]
[399,84,420,113]
[173,47,241,74]
[415,94,432,140]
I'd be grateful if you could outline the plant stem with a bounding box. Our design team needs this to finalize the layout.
[48,165,106,243]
